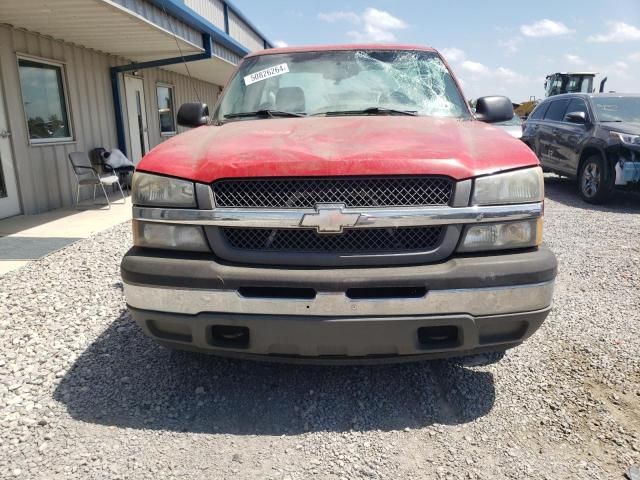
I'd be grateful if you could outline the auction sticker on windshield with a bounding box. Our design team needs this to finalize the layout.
[244,63,289,86]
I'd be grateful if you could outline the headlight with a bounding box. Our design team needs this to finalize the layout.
[472,167,543,205]
[133,220,209,252]
[610,131,640,146]
[132,172,196,207]
[458,219,543,252]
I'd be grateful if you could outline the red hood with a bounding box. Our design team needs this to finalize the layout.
[138,116,538,182]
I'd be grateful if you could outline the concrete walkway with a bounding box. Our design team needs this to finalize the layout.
[0,195,131,275]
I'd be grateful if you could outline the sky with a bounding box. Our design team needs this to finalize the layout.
[233,0,640,102]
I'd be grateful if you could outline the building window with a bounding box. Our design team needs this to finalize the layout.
[156,84,176,135]
[18,58,72,143]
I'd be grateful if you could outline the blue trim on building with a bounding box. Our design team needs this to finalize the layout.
[110,69,127,156]
[223,3,230,34]
[148,0,269,58]
[112,34,213,73]
[108,0,273,156]
[110,34,213,155]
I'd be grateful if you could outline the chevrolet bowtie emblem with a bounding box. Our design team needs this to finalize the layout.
[300,204,361,233]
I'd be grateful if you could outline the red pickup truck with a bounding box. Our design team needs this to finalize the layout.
[121,45,557,364]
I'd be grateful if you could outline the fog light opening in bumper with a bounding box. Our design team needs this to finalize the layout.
[210,325,250,349]
[346,286,427,299]
[417,325,460,350]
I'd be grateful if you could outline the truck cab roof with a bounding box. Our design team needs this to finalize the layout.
[246,44,438,58]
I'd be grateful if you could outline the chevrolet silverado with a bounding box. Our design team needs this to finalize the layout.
[121,45,557,364]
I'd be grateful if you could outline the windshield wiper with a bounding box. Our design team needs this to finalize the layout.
[224,109,306,119]
[600,120,623,122]
[315,107,418,117]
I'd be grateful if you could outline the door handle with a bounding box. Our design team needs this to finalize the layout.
[0,129,11,138]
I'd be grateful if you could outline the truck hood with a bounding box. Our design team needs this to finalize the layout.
[138,116,539,182]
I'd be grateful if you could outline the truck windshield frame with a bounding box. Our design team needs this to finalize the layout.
[215,50,471,122]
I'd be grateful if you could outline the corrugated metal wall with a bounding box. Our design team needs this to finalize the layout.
[111,0,202,47]
[213,42,243,65]
[228,10,264,52]
[184,0,226,31]
[0,25,120,214]
[0,24,220,214]
[138,68,219,148]
[183,0,267,53]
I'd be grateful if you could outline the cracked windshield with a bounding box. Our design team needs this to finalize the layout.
[217,50,469,120]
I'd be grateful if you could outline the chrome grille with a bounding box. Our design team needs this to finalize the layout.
[212,177,453,208]
[221,227,445,253]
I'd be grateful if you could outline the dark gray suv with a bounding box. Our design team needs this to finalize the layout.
[522,93,640,203]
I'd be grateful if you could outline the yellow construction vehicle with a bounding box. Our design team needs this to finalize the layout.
[517,72,608,118]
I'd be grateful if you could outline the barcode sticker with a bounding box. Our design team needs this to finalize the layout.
[244,63,289,86]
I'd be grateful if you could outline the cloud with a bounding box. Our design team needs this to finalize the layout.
[520,19,574,37]
[440,47,466,63]
[319,8,407,42]
[604,60,631,80]
[460,60,489,75]
[442,49,525,85]
[317,11,360,24]
[493,67,527,84]
[455,64,533,101]
[446,52,524,84]
[459,62,526,84]
[587,22,640,42]
[629,52,640,62]
[273,40,288,48]
[498,36,523,54]
[565,54,585,65]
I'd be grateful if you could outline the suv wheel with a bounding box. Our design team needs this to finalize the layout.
[578,155,614,204]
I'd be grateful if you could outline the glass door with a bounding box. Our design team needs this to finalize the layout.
[124,75,150,164]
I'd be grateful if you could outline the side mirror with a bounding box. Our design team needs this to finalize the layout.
[177,102,209,128]
[475,96,514,123]
[564,111,588,124]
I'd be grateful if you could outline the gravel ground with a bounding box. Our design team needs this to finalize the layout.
[1,175,639,480]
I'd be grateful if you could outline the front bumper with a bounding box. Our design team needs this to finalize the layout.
[121,246,557,363]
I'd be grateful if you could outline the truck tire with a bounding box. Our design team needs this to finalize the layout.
[578,154,614,204]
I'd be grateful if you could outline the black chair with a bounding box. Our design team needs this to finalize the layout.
[68,152,125,208]
[90,148,135,190]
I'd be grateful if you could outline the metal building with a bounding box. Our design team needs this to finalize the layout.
[0,0,270,217]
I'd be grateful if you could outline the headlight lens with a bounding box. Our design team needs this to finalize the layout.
[472,167,544,205]
[610,131,640,146]
[458,218,543,252]
[133,220,209,252]
[132,172,196,207]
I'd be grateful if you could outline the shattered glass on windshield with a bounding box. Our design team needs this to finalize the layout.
[216,49,470,121]
[352,51,465,117]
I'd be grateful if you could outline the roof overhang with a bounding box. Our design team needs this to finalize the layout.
[0,0,203,62]
[162,56,236,87]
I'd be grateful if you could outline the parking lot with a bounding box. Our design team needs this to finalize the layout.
[1,175,639,480]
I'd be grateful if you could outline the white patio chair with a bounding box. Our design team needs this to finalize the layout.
[68,151,126,209]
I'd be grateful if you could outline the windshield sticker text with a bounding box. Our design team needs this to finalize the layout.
[244,63,289,86]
